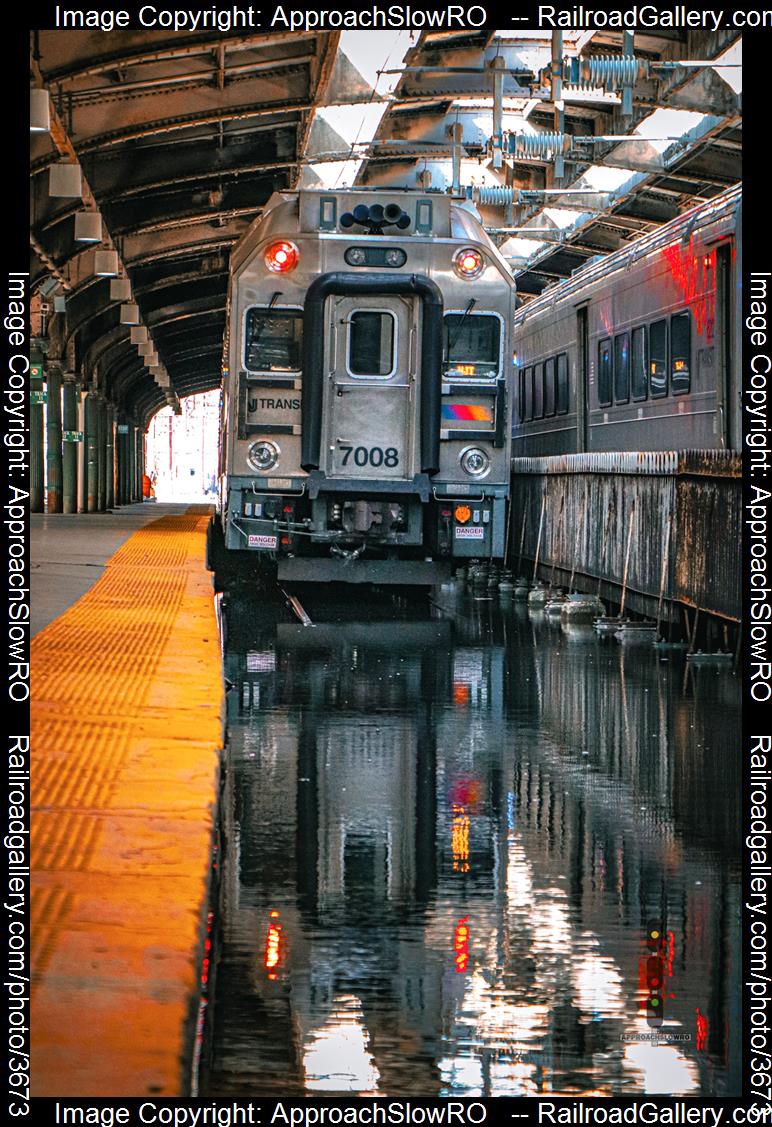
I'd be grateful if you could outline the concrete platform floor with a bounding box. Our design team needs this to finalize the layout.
[31,502,191,635]
[31,506,224,1096]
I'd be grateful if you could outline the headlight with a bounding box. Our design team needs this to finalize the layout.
[247,440,280,472]
[459,446,490,477]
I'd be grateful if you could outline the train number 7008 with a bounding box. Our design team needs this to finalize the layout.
[339,445,400,468]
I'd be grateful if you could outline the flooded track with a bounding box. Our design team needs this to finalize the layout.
[200,583,741,1098]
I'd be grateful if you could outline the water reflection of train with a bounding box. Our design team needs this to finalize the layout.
[201,600,739,1097]
[213,188,516,585]
[512,185,741,457]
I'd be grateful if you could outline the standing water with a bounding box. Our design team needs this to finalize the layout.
[200,585,741,1098]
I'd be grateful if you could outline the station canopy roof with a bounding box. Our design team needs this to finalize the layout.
[30,26,742,425]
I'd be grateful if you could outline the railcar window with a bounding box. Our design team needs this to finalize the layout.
[533,362,544,418]
[650,319,668,398]
[556,353,569,414]
[244,308,302,372]
[442,314,500,378]
[671,312,691,395]
[349,311,395,377]
[614,333,630,404]
[524,367,533,421]
[544,357,556,417]
[518,368,526,422]
[598,339,612,408]
[631,327,647,400]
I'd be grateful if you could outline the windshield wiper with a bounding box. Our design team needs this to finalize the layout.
[447,298,476,358]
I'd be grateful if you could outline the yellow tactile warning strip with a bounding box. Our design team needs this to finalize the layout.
[31,508,224,1097]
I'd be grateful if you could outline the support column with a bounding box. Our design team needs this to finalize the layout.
[105,404,115,511]
[85,392,98,513]
[45,363,63,513]
[62,375,78,514]
[117,417,128,505]
[128,423,137,502]
[115,416,123,505]
[30,358,45,513]
[137,427,145,500]
[78,385,87,513]
[96,397,106,512]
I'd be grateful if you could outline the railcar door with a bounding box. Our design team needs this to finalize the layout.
[323,295,417,480]
[575,305,589,452]
[714,243,733,450]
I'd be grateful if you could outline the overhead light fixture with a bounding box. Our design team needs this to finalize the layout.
[110,277,132,301]
[119,302,139,325]
[130,326,149,344]
[54,294,67,313]
[145,351,159,367]
[138,341,154,357]
[49,161,82,198]
[30,88,51,133]
[74,211,102,243]
[94,249,119,277]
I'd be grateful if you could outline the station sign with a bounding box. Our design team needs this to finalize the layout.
[63,431,83,442]
[31,390,47,404]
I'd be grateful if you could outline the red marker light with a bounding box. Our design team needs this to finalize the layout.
[265,240,299,273]
[453,247,484,279]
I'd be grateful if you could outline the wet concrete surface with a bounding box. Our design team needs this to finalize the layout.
[200,582,741,1098]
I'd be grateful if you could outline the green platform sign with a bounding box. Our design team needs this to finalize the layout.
[31,390,47,404]
[63,431,83,443]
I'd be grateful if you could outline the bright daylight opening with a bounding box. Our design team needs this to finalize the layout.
[145,389,220,503]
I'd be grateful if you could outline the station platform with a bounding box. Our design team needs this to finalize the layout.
[31,504,225,1096]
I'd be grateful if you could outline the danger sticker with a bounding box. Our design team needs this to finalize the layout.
[248,534,278,549]
[455,526,484,539]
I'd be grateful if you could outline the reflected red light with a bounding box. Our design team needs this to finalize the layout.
[661,242,715,340]
[453,683,470,706]
[264,911,283,978]
[667,930,675,977]
[200,910,214,987]
[454,915,470,973]
[696,1007,708,1050]
[452,779,481,807]
[265,240,299,273]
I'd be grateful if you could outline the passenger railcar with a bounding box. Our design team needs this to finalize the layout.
[214,189,516,584]
[512,184,741,456]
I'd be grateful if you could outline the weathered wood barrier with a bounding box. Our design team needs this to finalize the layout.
[509,450,741,625]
